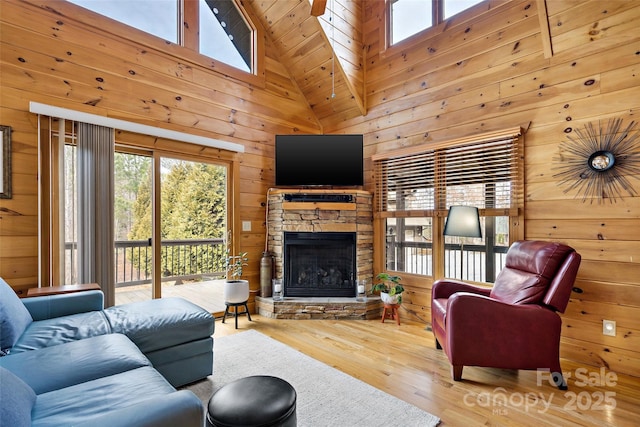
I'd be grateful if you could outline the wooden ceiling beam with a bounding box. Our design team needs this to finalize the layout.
[310,0,327,17]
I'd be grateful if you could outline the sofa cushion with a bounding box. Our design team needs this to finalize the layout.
[23,290,104,321]
[0,277,33,354]
[104,297,214,353]
[11,311,111,354]
[0,367,36,427]
[0,334,151,394]
[31,366,180,427]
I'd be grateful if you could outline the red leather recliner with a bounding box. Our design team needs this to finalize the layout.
[431,240,581,389]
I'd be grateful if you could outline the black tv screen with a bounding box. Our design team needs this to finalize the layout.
[275,134,363,187]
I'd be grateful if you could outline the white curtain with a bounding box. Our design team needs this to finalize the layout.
[76,123,115,307]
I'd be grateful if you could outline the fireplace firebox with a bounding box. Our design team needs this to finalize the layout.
[283,232,356,297]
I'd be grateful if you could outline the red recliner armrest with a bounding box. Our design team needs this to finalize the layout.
[432,278,492,300]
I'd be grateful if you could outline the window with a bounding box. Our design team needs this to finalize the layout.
[200,0,252,73]
[388,0,484,46]
[68,0,178,42]
[373,128,524,283]
[68,0,255,74]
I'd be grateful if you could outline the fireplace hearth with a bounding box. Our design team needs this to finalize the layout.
[284,232,356,297]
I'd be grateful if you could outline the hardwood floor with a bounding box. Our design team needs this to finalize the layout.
[213,315,639,427]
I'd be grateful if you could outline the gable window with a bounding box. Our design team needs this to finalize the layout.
[388,0,484,46]
[200,0,252,73]
[373,128,524,283]
[68,0,178,43]
[68,0,256,75]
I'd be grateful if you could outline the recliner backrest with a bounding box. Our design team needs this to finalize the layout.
[489,241,577,307]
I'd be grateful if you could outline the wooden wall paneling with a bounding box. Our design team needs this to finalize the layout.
[601,62,640,93]
[573,279,640,308]
[563,239,640,265]
[317,0,365,109]
[548,0,639,39]
[367,2,539,89]
[525,198,640,219]
[0,0,318,292]
[345,0,640,378]
[543,0,585,16]
[526,219,640,241]
[499,41,640,98]
[1,63,257,143]
[561,336,640,381]
[565,298,640,331]
[1,3,320,135]
[576,261,640,287]
[550,2,640,55]
[562,315,639,347]
[0,236,38,261]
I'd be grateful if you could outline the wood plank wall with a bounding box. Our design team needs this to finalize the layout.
[0,0,638,378]
[326,0,640,377]
[0,0,320,295]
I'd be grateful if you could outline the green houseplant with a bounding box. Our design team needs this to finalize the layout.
[225,250,249,282]
[224,251,249,304]
[371,272,404,304]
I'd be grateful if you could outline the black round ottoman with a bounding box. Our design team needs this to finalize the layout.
[206,375,297,427]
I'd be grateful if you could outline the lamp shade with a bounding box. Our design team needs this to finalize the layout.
[443,206,482,238]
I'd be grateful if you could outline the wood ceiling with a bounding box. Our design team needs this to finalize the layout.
[246,0,365,131]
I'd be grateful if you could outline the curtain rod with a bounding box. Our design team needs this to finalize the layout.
[29,101,245,153]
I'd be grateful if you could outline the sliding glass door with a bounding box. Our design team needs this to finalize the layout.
[158,156,228,313]
[112,154,229,312]
[41,115,232,313]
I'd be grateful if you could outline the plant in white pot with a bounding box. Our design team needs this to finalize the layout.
[223,251,249,304]
[370,272,404,305]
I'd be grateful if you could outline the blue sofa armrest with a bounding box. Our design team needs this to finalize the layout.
[73,390,204,427]
[22,290,104,321]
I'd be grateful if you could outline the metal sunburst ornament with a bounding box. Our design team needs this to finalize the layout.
[552,118,640,204]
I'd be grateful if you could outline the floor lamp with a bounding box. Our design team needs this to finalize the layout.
[443,206,482,280]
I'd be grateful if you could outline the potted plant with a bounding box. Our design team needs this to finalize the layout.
[370,272,404,305]
[224,251,249,304]
[226,250,248,281]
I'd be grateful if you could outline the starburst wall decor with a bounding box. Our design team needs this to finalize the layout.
[552,118,640,204]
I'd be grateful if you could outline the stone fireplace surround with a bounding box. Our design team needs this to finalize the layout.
[256,189,382,319]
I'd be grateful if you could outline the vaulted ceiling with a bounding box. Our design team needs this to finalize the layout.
[247,0,365,130]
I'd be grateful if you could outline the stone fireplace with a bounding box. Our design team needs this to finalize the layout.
[284,231,356,297]
[256,189,380,319]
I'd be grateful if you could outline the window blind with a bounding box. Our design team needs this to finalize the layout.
[374,129,522,213]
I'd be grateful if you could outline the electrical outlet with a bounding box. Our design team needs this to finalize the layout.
[602,319,616,337]
[242,221,251,232]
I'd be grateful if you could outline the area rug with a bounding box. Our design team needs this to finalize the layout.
[183,329,440,427]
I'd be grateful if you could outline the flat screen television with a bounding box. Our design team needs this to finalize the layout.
[275,134,364,187]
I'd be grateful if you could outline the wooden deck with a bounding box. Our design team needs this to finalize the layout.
[115,279,227,314]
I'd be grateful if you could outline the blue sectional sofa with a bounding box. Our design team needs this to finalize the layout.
[0,278,215,427]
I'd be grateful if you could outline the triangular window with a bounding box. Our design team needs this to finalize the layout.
[200,0,252,73]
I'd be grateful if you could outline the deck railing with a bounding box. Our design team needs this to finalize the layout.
[66,239,508,286]
[65,238,226,287]
[386,242,508,282]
